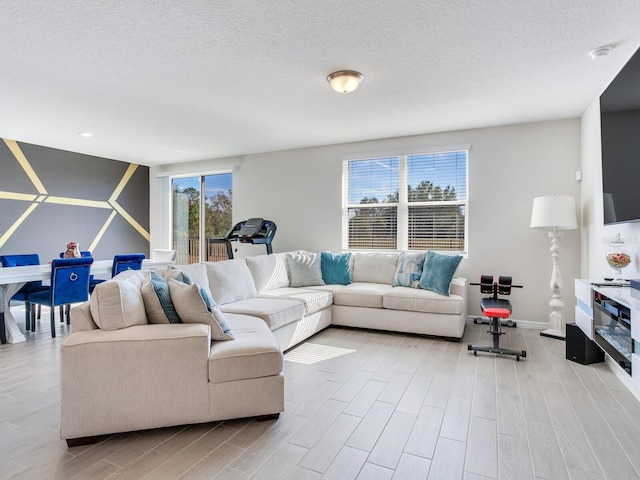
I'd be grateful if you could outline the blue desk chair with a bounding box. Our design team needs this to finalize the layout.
[28,257,93,338]
[0,254,49,331]
[59,251,105,292]
[112,253,146,277]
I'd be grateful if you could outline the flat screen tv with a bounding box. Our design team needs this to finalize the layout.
[600,46,640,225]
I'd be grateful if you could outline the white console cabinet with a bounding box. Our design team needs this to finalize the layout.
[574,279,595,339]
[574,279,640,396]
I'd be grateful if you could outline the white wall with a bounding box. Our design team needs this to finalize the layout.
[581,99,640,280]
[151,119,581,325]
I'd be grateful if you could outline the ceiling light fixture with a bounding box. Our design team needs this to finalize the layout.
[78,131,94,138]
[327,70,364,94]
[589,46,612,59]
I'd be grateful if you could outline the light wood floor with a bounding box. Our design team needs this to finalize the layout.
[2,305,640,480]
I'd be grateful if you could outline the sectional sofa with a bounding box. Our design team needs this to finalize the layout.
[60,250,467,445]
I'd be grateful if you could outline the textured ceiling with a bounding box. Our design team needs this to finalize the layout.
[1,1,640,166]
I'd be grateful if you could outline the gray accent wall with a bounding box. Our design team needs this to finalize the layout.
[0,139,149,262]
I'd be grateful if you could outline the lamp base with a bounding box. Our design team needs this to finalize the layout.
[540,328,565,341]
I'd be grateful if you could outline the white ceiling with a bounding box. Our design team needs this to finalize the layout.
[2,1,640,167]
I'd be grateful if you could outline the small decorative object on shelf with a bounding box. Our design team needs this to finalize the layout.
[606,234,631,281]
[64,242,80,258]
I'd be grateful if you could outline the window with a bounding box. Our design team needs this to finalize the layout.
[343,148,468,253]
[172,173,232,264]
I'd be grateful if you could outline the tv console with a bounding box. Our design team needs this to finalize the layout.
[575,279,640,400]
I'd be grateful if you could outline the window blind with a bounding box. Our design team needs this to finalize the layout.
[343,149,468,253]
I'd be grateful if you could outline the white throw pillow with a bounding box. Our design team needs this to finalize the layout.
[205,259,257,305]
[246,253,290,293]
[351,252,399,284]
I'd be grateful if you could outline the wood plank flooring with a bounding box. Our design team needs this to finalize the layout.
[1,304,640,479]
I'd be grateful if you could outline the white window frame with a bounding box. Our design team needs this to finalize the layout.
[342,145,469,254]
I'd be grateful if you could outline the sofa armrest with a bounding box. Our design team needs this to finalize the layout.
[69,302,98,332]
[450,276,467,291]
[62,322,211,347]
[60,324,212,440]
[450,277,467,318]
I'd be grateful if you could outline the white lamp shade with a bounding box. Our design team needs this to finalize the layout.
[530,195,577,230]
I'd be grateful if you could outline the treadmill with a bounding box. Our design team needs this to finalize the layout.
[219,218,277,259]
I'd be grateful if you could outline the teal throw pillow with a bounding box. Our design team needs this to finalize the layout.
[418,250,462,296]
[320,252,351,285]
[393,252,426,288]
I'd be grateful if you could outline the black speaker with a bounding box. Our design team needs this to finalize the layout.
[566,323,604,365]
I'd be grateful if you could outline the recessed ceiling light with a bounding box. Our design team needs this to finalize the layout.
[78,131,94,138]
[589,46,612,59]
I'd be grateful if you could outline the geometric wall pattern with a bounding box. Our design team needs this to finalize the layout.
[0,138,149,262]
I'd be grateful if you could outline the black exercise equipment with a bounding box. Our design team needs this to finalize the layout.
[219,218,277,259]
[467,275,527,361]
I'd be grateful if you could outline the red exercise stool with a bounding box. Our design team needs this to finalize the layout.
[467,275,527,361]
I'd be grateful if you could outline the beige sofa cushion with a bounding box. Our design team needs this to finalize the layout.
[209,314,283,383]
[206,259,257,305]
[332,283,394,308]
[383,286,464,315]
[220,297,305,330]
[259,287,333,315]
[89,271,147,330]
[351,252,399,284]
[174,263,212,298]
[246,253,289,294]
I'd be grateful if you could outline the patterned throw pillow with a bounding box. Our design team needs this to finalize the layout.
[393,252,426,288]
[141,270,182,324]
[168,279,234,340]
[418,250,463,296]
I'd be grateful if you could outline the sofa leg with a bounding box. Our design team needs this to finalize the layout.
[66,435,103,447]
[256,413,280,422]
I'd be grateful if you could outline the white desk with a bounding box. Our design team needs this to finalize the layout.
[0,259,174,344]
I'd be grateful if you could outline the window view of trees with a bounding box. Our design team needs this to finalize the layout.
[206,188,233,239]
[172,174,232,263]
[349,202,397,249]
[346,151,467,252]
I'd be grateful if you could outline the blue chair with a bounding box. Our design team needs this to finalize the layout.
[59,251,105,292]
[0,254,49,331]
[112,253,146,277]
[28,257,94,338]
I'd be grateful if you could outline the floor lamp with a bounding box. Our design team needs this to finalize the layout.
[530,195,577,340]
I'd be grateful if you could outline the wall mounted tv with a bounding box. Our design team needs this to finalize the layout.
[601,46,640,225]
